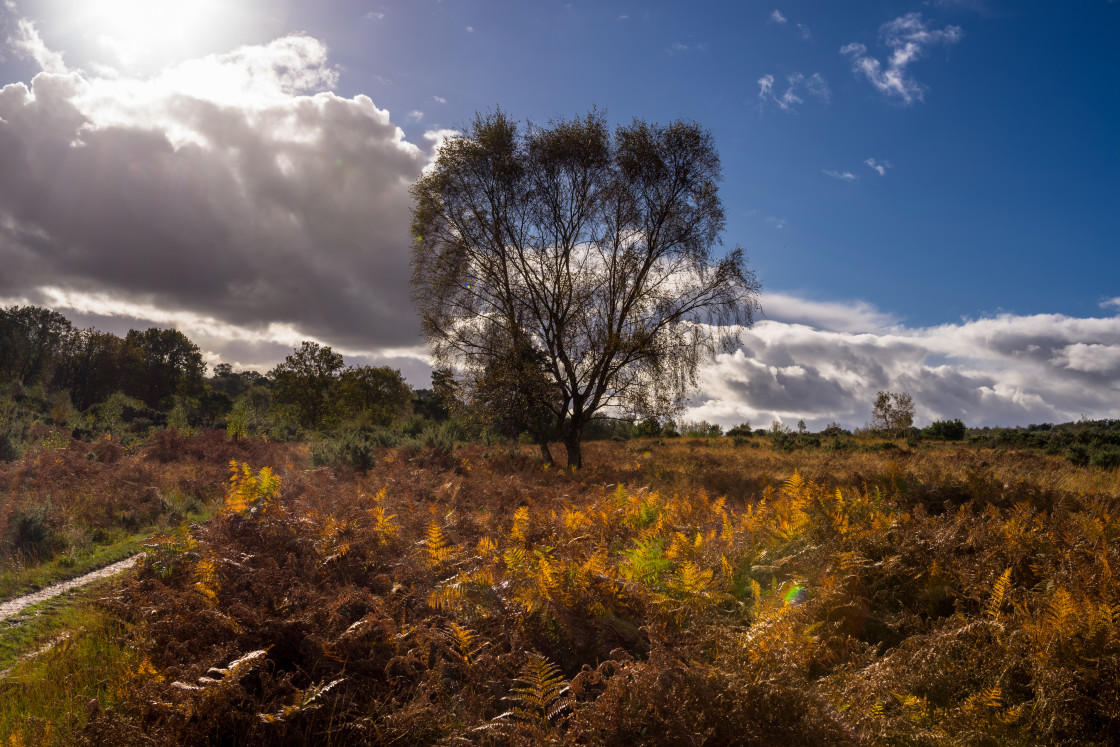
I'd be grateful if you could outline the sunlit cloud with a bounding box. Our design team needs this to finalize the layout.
[770,10,788,24]
[7,16,67,73]
[0,26,440,374]
[822,169,859,181]
[685,304,1120,430]
[842,12,962,104]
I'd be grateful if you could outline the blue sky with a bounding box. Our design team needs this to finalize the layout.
[0,1,1117,428]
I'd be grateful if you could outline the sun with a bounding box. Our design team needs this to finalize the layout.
[82,0,227,65]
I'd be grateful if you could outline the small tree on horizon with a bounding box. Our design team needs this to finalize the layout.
[871,390,915,435]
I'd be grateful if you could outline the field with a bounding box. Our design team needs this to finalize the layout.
[2,431,1119,745]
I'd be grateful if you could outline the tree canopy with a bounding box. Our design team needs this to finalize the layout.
[411,109,760,467]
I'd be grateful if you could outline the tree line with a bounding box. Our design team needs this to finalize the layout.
[0,305,431,457]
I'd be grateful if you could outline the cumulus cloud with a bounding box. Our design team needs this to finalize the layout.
[757,72,828,111]
[1101,297,1120,311]
[841,12,962,104]
[864,157,892,175]
[684,304,1120,430]
[770,10,788,24]
[7,16,66,73]
[822,169,859,181]
[0,31,441,374]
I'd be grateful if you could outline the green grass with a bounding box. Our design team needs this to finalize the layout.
[0,581,140,744]
[0,504,217,602]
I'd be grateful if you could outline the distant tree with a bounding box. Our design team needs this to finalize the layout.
[0,306,74,386]
[411,109,760,468]
[55,329,124,410]
[871,390,915,435]
[121,328,205,409]
[332,365,413,427]
[270,341,344,430]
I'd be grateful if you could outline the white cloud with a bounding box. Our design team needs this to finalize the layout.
[822,169,859,181]
[8,17,67,73]
[618,14,629,20]
[364,11,385,21]
[770,10,788,24]
[797,23,811,40]
[864,157,892,175]
[684,304,1120,430]
[407,109,424,121]
[1101,297,1120,311]
[0,30,439,368]
[465,25,474,33]
[432,95,447,104]
[757,71,829,111]
[841,12,962,104]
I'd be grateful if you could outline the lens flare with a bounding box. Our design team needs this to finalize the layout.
[783,583,807,606]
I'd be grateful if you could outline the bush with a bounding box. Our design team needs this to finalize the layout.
[725,422,753,438]
[310,430,388,473]
[1065,444,1090,466]
[7,502,56,560]
[923,418,967,441]
[1089,446,1120,469]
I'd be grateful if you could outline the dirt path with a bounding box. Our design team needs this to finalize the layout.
[0,555,140,623]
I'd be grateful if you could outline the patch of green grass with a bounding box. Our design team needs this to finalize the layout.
[0,504,217,601]
[0,591,140,744]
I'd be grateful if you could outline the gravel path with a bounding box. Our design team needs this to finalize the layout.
[0,555,140,623]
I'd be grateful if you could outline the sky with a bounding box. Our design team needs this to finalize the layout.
[0,0,1117,430]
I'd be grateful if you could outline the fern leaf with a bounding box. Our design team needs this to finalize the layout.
[985,567,1012,619]
[511,506,531,545]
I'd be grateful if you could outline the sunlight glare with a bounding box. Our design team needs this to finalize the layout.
[86,0,225,64]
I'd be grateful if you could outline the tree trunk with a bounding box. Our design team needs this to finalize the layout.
[539,441,554,466]
[565,425,583,470]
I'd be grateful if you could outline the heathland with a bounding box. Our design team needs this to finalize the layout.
[2,425,1119,745]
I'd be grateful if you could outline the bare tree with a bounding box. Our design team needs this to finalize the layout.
[410,109,761,468]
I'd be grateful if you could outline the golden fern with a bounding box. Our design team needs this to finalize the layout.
[511,506,531,546]
[425,522,454,568]
[483,653,571,738]
[985,567,1012,620]
[448,622,484,663]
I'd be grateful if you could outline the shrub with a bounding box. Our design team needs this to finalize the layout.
[1089,446,1120,469]
[1065,444,1090,466]
[923,418,967,441]
[7,501,56,560]
[310,430,382,473]
[726,422,753,438]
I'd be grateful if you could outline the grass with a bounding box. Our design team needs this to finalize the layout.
[0,506,216,602]
[0,579,140,745]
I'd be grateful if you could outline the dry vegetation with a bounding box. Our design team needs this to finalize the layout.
[4,435,1120,745]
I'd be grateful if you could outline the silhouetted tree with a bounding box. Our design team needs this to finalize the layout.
[411,109,760,467]
[121,328,205,409]
[332,365,413,427]
[0,306,74,386]
[55,329,124,410]
[270,341,344,430]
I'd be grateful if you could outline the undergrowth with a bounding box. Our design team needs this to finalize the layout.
[4,438,1118,744]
